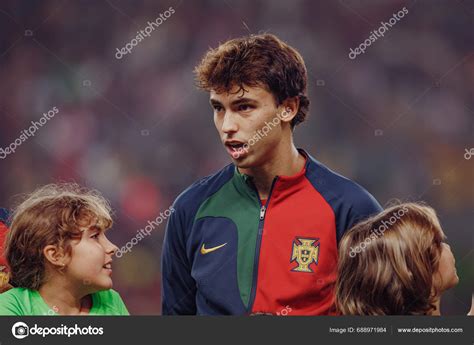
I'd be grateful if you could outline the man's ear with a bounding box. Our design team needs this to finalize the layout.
[43,245,68,268]
[278,97,300,125]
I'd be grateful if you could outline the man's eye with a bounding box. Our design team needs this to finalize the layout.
[238,104,253,111]
[213,105,223,112]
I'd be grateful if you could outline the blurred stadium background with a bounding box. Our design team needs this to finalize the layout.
[0,0,472,314]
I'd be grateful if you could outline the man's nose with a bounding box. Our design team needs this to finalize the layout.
[221,111,238,134]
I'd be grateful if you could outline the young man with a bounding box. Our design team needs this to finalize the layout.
[161,34,382,315]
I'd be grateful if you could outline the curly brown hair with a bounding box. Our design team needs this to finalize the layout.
[336,203,446,315]
[194,33,310,129]
[5,183,113,290]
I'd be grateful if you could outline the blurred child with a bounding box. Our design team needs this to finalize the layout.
[0,208,10,293]
[468,293,473,316]
[0,183,129,315]
[336,202,458,315]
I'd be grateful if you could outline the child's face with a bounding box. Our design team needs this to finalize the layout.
[66,225,118,292]
[434,242,459,292]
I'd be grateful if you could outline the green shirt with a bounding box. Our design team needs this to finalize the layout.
[0,288,129,315]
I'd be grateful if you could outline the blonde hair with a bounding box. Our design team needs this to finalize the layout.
[336,202,446,315]
[6,183,113,290]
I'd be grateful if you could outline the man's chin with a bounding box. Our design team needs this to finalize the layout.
[234,161,252,169]
[231,152,261,170]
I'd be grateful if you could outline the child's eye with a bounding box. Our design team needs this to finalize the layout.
[213,105,223,112]
[91,233,100,239]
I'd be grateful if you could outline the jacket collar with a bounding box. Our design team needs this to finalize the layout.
[233,148,309,193]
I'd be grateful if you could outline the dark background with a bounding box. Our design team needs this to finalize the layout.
[0,0,472,315]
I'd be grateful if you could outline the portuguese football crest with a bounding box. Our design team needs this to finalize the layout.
[290,237,320,273]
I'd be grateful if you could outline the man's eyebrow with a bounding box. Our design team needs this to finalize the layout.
[230,98,258,105]
[209,97,258,106]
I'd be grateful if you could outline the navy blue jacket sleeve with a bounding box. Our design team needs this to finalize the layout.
[0,208,10,225]
[337,186,382,243]
[161,204,197,315]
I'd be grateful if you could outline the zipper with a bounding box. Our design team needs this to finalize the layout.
[247,176,278,313]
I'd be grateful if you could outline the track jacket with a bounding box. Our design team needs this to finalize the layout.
[162,149,382,315]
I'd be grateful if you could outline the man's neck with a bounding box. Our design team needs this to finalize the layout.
[39,277,92,315]
[239,145,305,200]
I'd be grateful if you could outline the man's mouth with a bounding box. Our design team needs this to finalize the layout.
[225,140,247,157]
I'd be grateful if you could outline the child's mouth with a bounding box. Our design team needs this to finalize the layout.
[102,262,112,273]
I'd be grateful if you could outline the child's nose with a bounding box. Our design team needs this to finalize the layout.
[108,242,119,254]
[104,237,119,254]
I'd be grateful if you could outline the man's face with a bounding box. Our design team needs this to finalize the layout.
[210,84,285,169]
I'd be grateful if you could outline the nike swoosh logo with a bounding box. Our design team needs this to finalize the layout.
[200,242,227,255]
